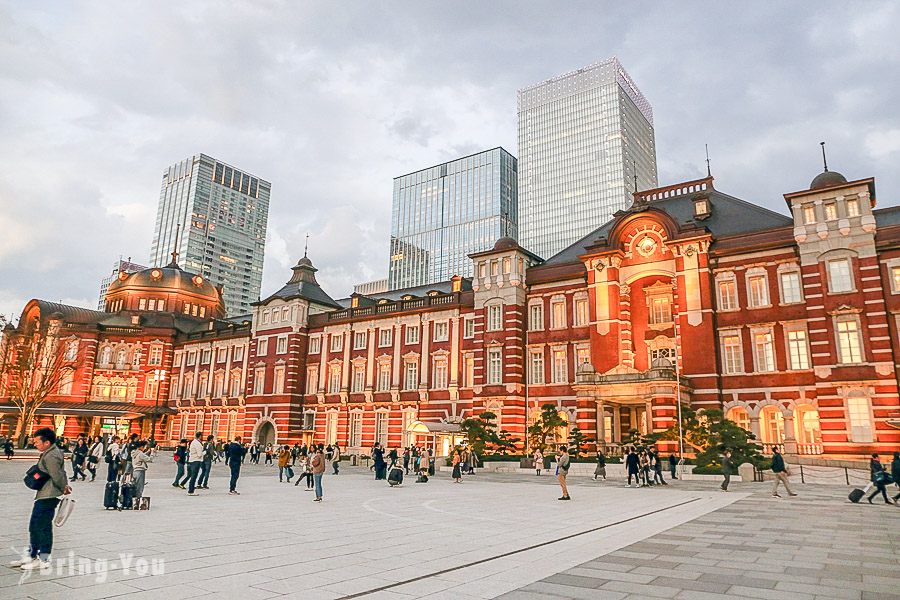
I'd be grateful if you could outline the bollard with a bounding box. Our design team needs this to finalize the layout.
[845,467,849,485]
[800,465,804,483]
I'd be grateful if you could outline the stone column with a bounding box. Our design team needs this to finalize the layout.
[317,333,329,394]
[596,401,606,445]
[365,327,376,394]
[613,407,621,444]
[749,415,761,443]
[783,412,798,455]
[619,283,634,368]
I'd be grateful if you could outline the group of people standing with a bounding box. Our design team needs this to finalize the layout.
[172,433,249,495]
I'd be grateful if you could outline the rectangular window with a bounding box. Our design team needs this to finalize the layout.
[309,336,321,354]
[148,299,156,311]
[847,199,859,217]
[253,368,265,395]
[824,203,837,220]
[195,412,204,434]
[847,397,873,443]
[271,309,278,323]
[748,275,769,307]
[552,348,567,384]
[377,363,391,392]
[149,346,162,366]
[574,298,589,327]
[282,307,290,321]
[201,349,211,364]
[893,267,900,293]
[324,412,336,443]
[503,258,511,274]
[780,271,803,304]
[139,298,146,310]
[65,341,78,361]
[351,364,365,392]
[576,346,590,365]
[330,334,343,353]
[257,338,268,357]
[230,372,242,397]
[718,278,737,310]
[529,303,544,331]
[217,347,227,362]
[803,205,816,224]
[276,335,288,354]
[754,332,775,372]
[722,334,743,374]
[213,374,224,397]
[273,367,285,394]
[550,301,566,328]
[404,361,418,391]
[328,365,341,393]
[432,358,448,389]
[530,351,544,384]
[463,318,475,339]
[353,331,367,350]
[58,372,73,395]
[306,367,318,394]
[828,259,853,293]
[433,321,449,342]
[350,412,362,447]
[376,412,388,447]
[262,310,270,324]
[186,351,196,366]
[649,297,672,325]
[405,326,419,345]
[487,349,502,385]
[379,328,392,347]
[837,319,863,363]
[787,329,810,370]
[233,346,244,362]
[464,356,474,388]
[487,305,502,331]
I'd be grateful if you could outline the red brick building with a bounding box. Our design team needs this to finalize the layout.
[4,169,900,458]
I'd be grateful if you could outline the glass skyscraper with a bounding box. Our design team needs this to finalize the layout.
[388,147,517,290]
[149,154,271,316]
[517,57,658,260]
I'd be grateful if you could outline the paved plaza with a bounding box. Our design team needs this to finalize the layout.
[0,461,898,600]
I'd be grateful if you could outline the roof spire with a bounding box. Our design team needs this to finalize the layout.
[632,160,638,194]
[304,232,309,258]
[170,223,181,266]
[820,141,828,172]
[705,143,712,177]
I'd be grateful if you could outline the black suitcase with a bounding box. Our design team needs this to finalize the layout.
[849,488,864,503]
[103,481,119,509]
[120,482,135,510]
[388,467,403,486]
[416,474,428,483]
[428,459,435,476]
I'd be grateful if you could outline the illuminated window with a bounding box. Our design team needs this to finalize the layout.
[306,367,318,394]
[847,396,873,442]
[828,259,853,293]
[846,199,859,217]
[530,351,544,384]
[433,321,449,342]
[837,318,862,364]
[754,331,775,372]
[273,367,285,394]
[824,203,837,220]
[550,300,566,329]
[748,274,769,307]
[649,297,672,325]
[780,271,803,304]
[432,358,448,389]
[552,348,567,383]
[718,277,737,310]
[786,329,810,370]
[721,333,743,374]
[803,205,816,224]
[487,349,502,385]
[328,365,341,393]
[405,326,419,345]
[574,298,589,327]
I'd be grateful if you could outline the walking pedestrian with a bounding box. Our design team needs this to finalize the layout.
[419,447,430,479]
[311,444,326,502]
[452,449,463,483]
[172,438,188,488]
[721,450,732,492]
[214,439,223,463]
[131,440,154,500]
[4,436,14,460]
[593,450,606,481]
[226,437,247,495]
[87,435,104,481]
[891,452,900,503]
[625,447,640,487]
[106,435,121,482]
[10,427,71,570]
[867,453,893,505]
[771,446,797,498]
[403,447,411,474]
[198,435,214,489]
[669,452,678,480]
[278,445,293,482]
[186,431,204,496]
[652,449,667,485]
[373,443,387,480]
[70,437,88,481]
[264,444,273,465]
[556,445,571,500]
[534,448,544,476]
[249,443,259,464]
[331,444,341,474]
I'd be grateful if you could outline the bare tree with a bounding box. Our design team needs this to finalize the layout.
[0,314,76,448]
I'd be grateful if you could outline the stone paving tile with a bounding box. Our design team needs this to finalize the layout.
[518,580,628,599]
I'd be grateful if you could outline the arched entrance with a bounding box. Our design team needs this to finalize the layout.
[726,406,751,432]
[794,404,822,454]
[256,421,276,445]
[759,406,785,451]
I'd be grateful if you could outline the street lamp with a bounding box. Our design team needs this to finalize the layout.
[150,368,166,443]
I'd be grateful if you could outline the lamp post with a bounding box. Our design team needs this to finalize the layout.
[150,368,166,442]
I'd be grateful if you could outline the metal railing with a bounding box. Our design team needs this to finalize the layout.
[326,292,462,322]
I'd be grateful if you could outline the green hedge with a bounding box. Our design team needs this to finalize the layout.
[692,465,730,475]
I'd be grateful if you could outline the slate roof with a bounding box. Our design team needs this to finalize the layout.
[257,256,340,309]
[542,181,794,266]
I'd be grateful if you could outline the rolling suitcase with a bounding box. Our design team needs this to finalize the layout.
[849,482,873,503]
[415,473,428,483]
[120,482,136,510]
[388,466,404,487]
[103,481,119,510]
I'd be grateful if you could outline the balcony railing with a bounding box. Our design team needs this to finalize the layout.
[326,292,463,322]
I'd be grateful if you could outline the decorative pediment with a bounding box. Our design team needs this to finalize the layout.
[604,364,640,376]
[827,304,862,315]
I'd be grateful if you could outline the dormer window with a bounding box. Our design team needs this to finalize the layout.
[693,198,710,218]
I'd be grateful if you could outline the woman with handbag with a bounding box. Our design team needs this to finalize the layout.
[70,437,89,482]
[87,436,104,482]
[867,453,893,505]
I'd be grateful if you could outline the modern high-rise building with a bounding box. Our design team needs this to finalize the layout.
[97,258,147,309]
[517,57,658,260]
[388,147,517,290]
[149,154,270,316]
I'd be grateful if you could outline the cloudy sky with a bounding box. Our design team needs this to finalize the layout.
[1,1,898,321]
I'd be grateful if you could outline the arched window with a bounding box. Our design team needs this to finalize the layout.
[115,348,127,369]
[726,406,751,432]
[760,406,784,445]
[99,346,112,365]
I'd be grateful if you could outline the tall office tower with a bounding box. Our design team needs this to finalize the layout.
[517,57,658,260]
[149,154,271,316]
[388,147,517,290]
[97,258,147,309]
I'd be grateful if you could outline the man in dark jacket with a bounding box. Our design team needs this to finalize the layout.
[771,446,797,498]
[198,435,215,490]
[226,437,247,495]
[867,453,892,504]
[721,451,732,491]
[10,428,71,570]
[669,453,678,480]
[625,447,640,487]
